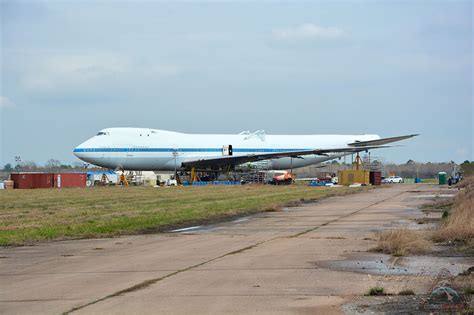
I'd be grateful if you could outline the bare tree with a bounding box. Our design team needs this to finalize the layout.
[45,159,61,170]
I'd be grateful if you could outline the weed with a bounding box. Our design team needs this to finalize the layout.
[421,199,454,213]
[416,218,427,224]
[433,177,474,246]
[263,205,282,212]
[370,229,431,256]
[366,287,385,296]
[398,289,415,295]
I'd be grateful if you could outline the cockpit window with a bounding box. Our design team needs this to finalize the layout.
[96,132,109,136]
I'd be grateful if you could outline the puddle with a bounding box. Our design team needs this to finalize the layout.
[168,213,265,234]
[171,224,227,234]
[315,253,472,276]
[171,226,203,232]
[232,216,252,223]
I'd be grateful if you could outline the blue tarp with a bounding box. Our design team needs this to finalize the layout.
[86,171,116,176]
[185,181,241,186]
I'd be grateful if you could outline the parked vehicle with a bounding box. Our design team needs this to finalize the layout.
[448,173,463,186]
[382,176,403,184]
[269,171,294,185]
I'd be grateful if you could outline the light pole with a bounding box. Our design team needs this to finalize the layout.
[172,150,178,179]
[14,156,21,171]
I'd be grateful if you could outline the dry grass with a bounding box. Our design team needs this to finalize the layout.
[366,286,386,296]
[371,229,431,256]
[456,175,474,189]
[433,176,474,245]
[421,198,453,213]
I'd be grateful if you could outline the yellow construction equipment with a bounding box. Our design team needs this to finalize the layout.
[118,171,129,186]
[98,173,110,186]
[338,153,370,186]
[190,167,200,183]
[353,153,363,171]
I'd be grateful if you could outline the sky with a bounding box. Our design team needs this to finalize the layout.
[0,0,472,166]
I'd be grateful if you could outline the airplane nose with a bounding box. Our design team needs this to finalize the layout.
[73,147,81,157]
[73,139,91,161]
[73,146,85,160]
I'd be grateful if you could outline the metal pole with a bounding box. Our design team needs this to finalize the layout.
[173,151,178,179]
[368,151,371,171]
[290,157,294,184]
[14,156,21,172]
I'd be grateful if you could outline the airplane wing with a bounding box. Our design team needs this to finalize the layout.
[348,134,418,147]
[181,145,387,169]
[181,134,418,169]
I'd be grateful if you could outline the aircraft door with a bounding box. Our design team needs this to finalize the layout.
[222,145,233,156]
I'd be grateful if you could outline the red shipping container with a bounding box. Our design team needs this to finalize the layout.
[52,173,86,188]
[10,173,53,189]
[369,171,382,186]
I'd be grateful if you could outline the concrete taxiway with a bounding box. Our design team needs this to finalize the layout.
[1,184,464,314]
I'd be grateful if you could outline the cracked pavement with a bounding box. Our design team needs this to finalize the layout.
[0,184,458,314]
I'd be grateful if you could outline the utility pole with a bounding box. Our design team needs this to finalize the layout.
[172,150,178,179]
[14,156,21,171]
[368,151,371,171]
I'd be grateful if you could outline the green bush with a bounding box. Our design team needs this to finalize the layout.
[366,287,385,296]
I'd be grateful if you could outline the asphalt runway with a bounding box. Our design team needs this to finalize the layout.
[1,184,461,314]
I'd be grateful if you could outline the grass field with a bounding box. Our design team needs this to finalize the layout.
[0,185,366,246]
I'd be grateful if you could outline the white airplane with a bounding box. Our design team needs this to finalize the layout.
[73,128,417,171]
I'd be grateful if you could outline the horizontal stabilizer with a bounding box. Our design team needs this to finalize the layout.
[348,134,418,147]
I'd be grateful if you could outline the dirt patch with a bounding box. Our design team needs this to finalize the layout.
[344,268,473,313]
[314,253,472,277]
[344,294,472,314]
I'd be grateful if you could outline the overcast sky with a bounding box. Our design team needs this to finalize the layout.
[1,0,472,166]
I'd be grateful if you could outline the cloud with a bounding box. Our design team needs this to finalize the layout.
[19,54,132,91]
[272,23,346,41]
[0,96,16,109]
[0,51,185,106]
[14,53,184,95]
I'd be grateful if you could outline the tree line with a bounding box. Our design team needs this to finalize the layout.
[2,159,473,177]
[2,159,96,172]
[295,160,474,179]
